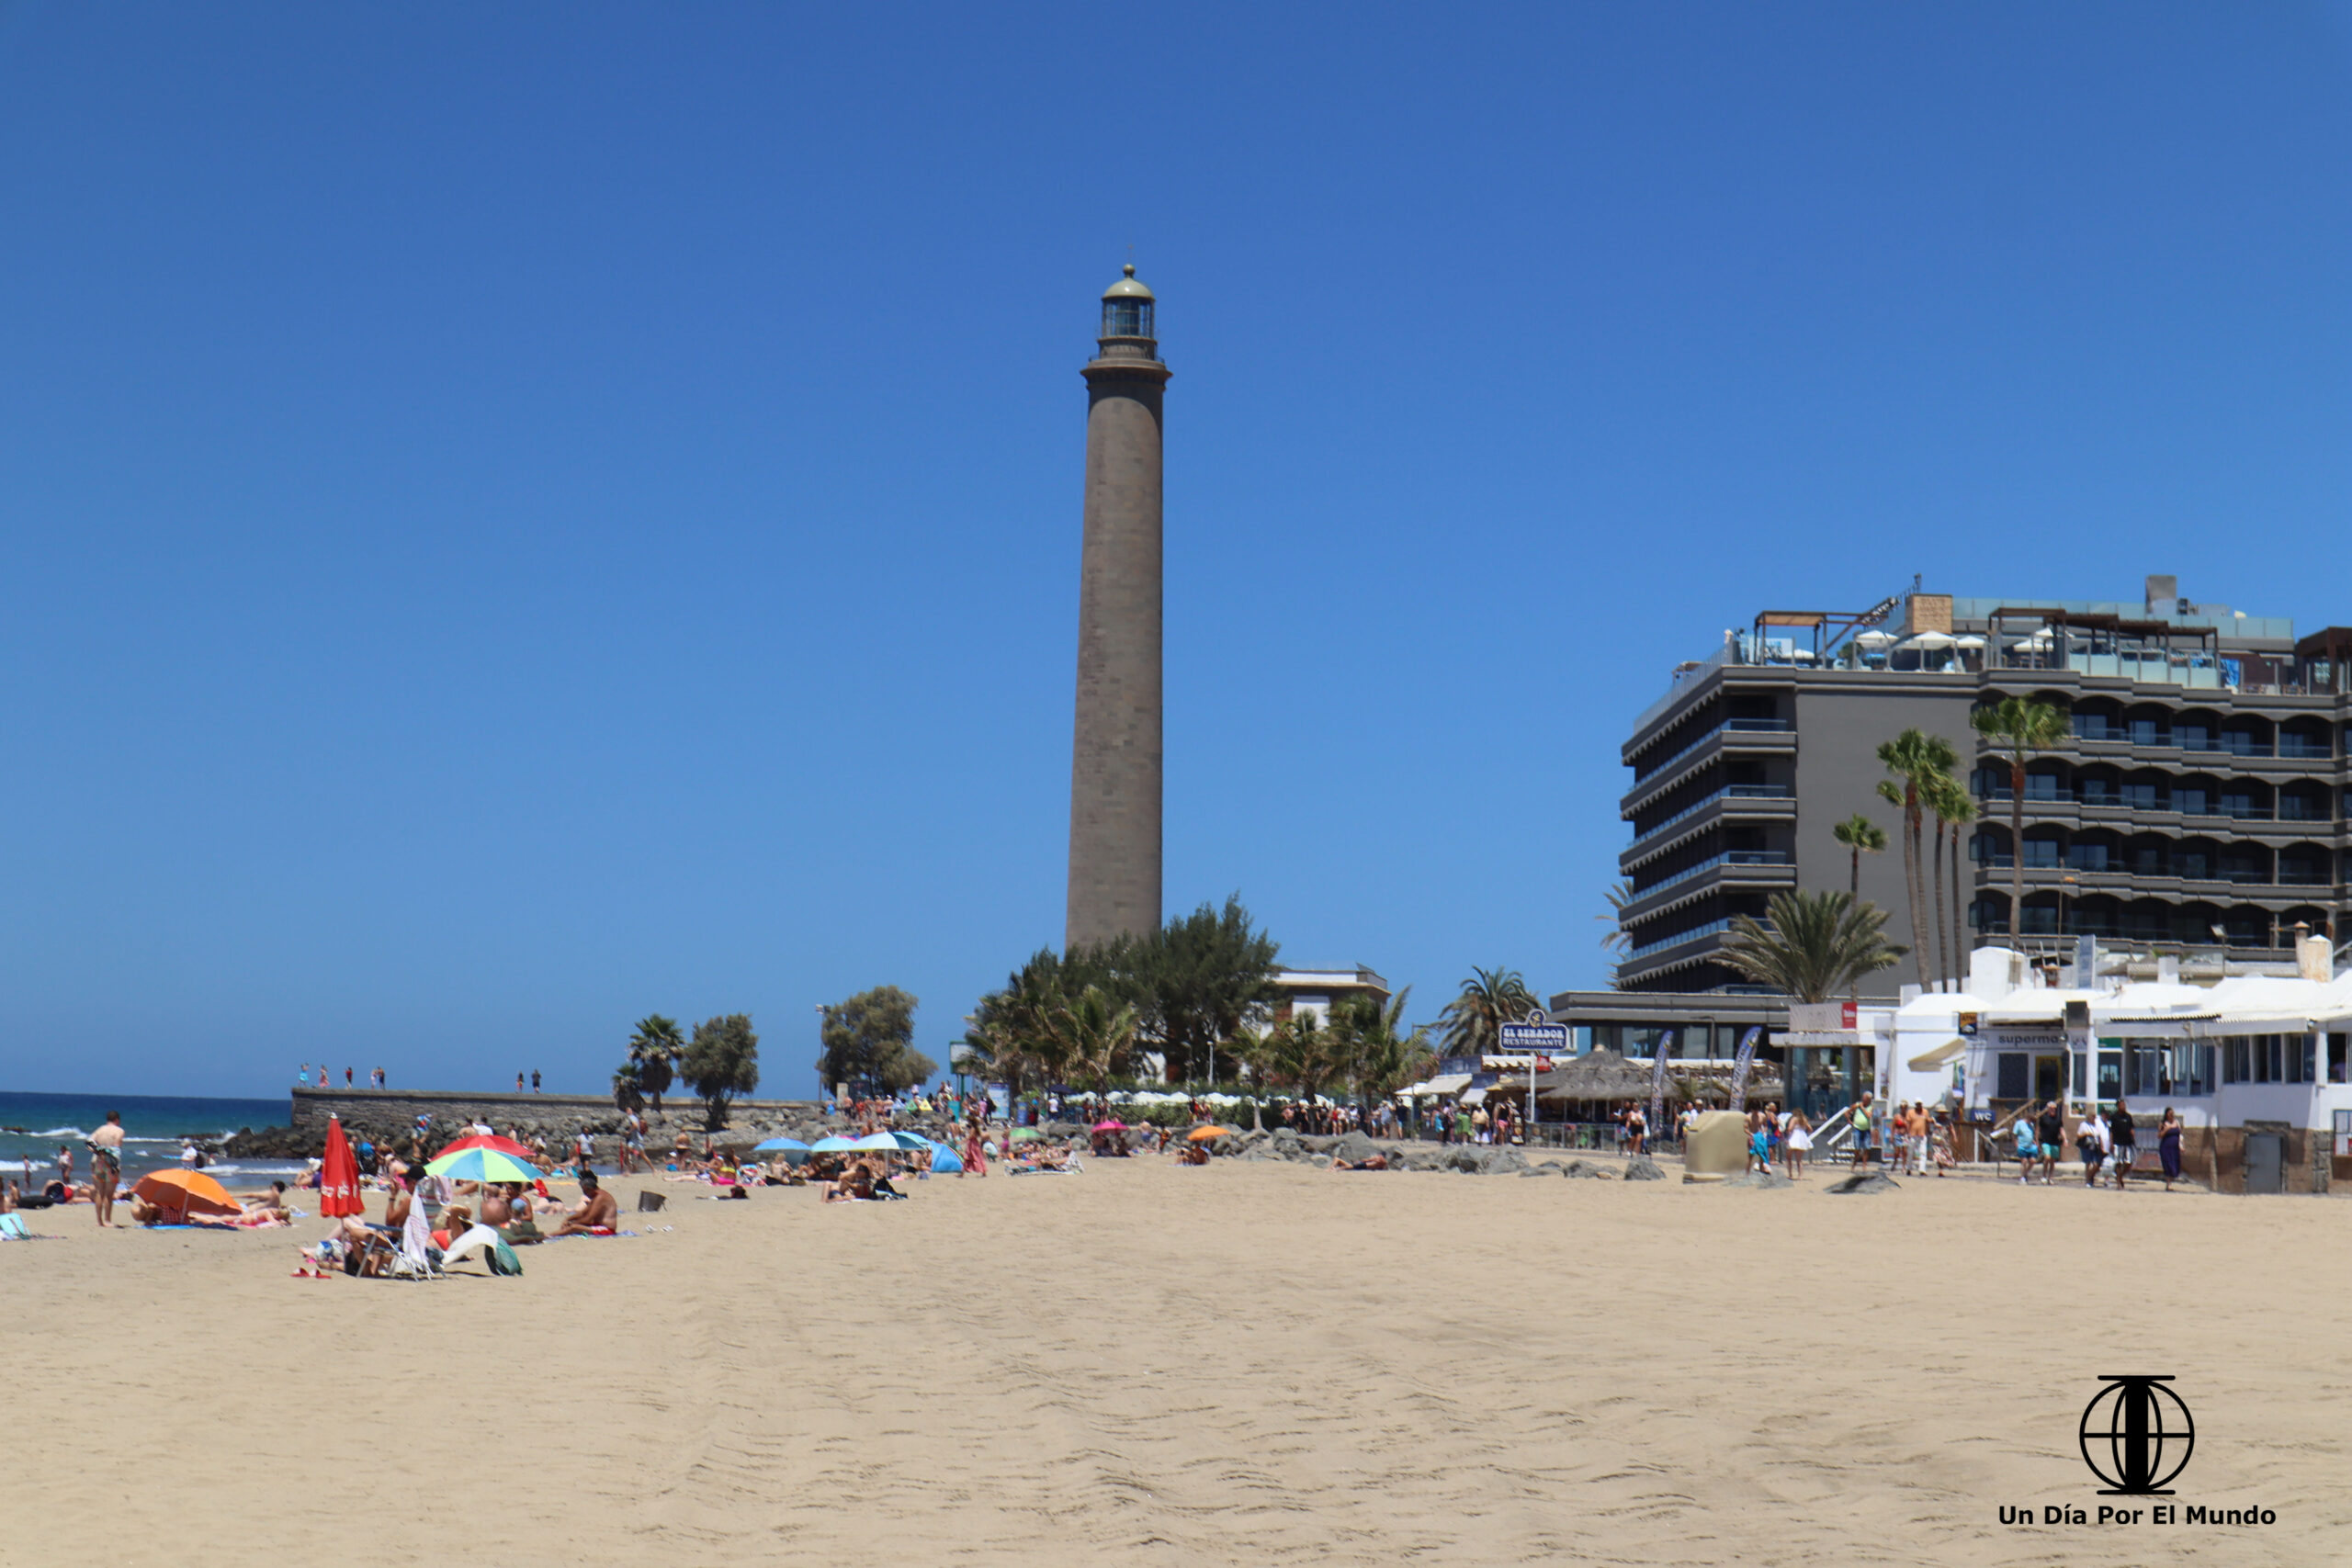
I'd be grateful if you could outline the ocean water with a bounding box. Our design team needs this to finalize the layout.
[0,1090,300,1188]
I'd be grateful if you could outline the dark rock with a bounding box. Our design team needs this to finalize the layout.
[1331,1131,1378,1164]
[1555,1159,1602,1179]
[1479,1146,1530,1175]
[1720,1170,1792,1190]
[1826,1172,1900,1194]
[1623,1156,1667,1181]
[1298,1134,1340,1154]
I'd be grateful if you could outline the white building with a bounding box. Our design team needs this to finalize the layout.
[1863,942,2352,1191]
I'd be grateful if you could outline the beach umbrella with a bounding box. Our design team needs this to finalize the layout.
[1009,1128,1044,1142]
[927,1140,964,1174]
[320,1115,365,1219]
[432,1132,535,1162]
[132,1168,241,1221]
[424,1146,544,1185]
[810,1135,861,1153]
[1091,1120,1126,1132]
[752,1136,810,1154]
[850,1133,900,1152]
[1185,1124,1238,1143]
[883,1130,932,1152]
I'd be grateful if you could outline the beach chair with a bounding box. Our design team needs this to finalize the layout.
[388,1207,444,1280]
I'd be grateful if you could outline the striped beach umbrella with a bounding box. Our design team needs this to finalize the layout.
[424,1146,544,1184]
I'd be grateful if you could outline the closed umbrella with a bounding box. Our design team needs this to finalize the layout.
[131,1169,241,1222]
[320,1115,364,1219]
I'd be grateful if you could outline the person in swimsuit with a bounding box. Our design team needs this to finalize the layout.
[548,1172,618,1236]
[87,1111,125,1227]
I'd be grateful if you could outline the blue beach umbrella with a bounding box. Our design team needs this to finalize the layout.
[850,1133,899,1153]
[753,1136,811,1164]
[809,1135,860,1153]
[884,1131,931,1152]
[927,1140,964,1174]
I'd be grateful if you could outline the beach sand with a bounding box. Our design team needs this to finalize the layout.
[9,1157,2347,1565]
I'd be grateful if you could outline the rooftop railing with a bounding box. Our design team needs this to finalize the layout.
[1625,918,1735,960]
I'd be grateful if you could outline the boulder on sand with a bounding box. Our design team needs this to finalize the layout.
[1622,1156,1667,1181]
[1330,1131,1378,1164]
[1681,1110,1750,1178]
[1826,1171,1900,1194]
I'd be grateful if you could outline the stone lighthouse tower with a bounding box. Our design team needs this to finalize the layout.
[1065,264,1168,949]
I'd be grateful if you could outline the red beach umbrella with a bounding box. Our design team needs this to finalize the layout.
[431,1133,535,1162]
[320,1115,365,1218]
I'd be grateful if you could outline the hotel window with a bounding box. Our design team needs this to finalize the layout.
[2129,718,2167,746]
[2224,1037,2249,1084]
[2175,786,2210,817]
[2331,1033,2348,1085]
[2097,1050,2120,1100]
[2295,1036,2316,1085]
[2176,722,2211,750]
[2120,782,2160,810]
[2024,839,2063,869]
[2026,773,2063,801]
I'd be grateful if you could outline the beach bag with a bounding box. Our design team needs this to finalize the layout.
[487,1239,524,1277]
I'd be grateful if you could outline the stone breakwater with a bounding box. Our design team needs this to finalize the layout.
[1206,1124,1660,1178]
[218,1088,833,1162]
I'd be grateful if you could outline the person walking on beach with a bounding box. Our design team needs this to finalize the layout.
[2035,1100,2064,1185]
[2109,1099,2137,1190]
[1783,1110,1812,1179]
[56,1145,74,1190]
[2013,1103,2040,1182]
[2158,1106,2183,1190]
[2077,1107,2107,1186]
[88,1111,124,1226]
[1848,1093,1874,1168]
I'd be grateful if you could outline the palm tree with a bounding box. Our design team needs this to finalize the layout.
[611,1062,645,1114]
[628,1014,685,1114]
[1831,813,1888,897]
[1437,966,1539,1056]
[1598,881,1634,985]
[1971,696,2072,945]
[1048,985,1140,1098]
[1927,772,1978,981]
[1329,987,1435,1111]
[1246,1008,1342,1105]
[1876,729,1959,988]
[1719,889,1907,1003]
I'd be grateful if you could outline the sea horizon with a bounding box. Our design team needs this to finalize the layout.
[0,1089,299,1188]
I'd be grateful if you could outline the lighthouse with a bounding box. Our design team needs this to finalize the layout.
[1065,265,1168,949]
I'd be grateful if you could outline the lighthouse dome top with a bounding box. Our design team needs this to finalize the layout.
[1102,263,1154,301]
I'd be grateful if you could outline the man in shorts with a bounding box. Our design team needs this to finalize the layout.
[1849,1092,1874,1168]
[2036,1100,2066,1185]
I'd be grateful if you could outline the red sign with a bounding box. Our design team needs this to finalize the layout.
[1840,1002,1858,1029]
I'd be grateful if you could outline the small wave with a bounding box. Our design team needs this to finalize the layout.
[29,1126,89,1139]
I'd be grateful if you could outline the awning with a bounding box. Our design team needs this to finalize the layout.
[1907,1038,1967,1071]
[1419,1073,1472,1097]
[1458,1087,1487,1106]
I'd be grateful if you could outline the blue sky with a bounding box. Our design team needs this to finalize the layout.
[3,5,2348,1097]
